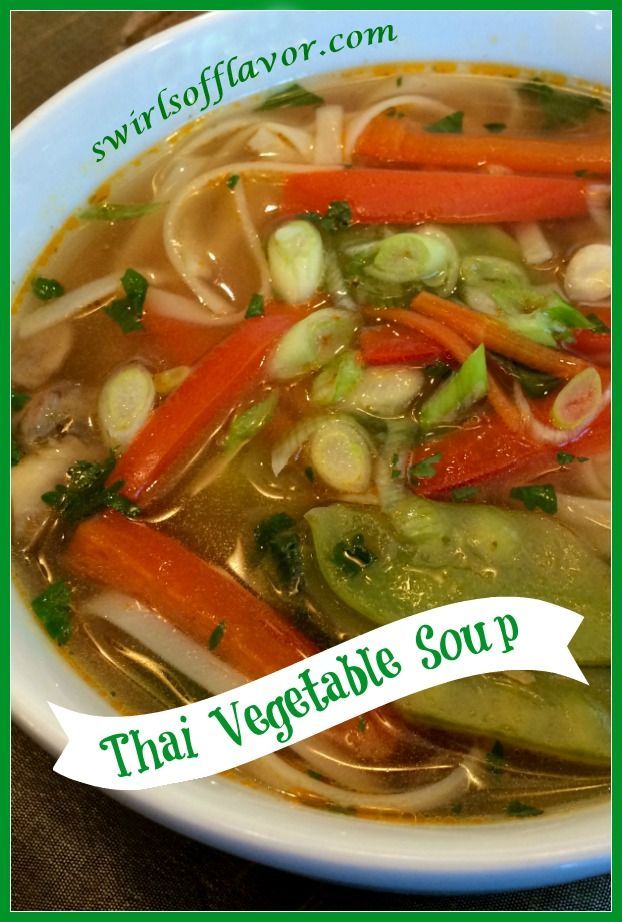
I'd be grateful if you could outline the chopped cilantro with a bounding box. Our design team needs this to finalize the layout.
[257,82,323,111]
[245,293,265,318]
[451,485,479,503]
[11,390,30,412]
[519,79,605,130]
[78,202,163,221]
[357,717,367,733]
[425,360,452,384]
[506,800,544,818]
[304,466,315,483]
[390,452,402,479]
[486,739,505,774]
[424,111,463,134]
[254,513,296,551]
[208,621,226,650]
[484,122,506,133]
[331,533,376,577]
[409,453,442,484]
[11,437,23,467]
[105,268,148,333]
[32,581,72,645]
[300,200,351,233]
[254,513,302,592]
[556,451,589,466]
[31,276,64,301]
[510,484,557,515]
[41,453,140,525]
[450,802,463,815]
[226,174,240,190]
[307,769,324,781]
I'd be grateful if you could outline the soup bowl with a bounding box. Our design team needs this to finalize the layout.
[11,9,611,893]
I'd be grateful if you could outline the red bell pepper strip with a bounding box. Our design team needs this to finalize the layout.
[565,329,611,365]
[359,325,451,366]
[409,403,610,498]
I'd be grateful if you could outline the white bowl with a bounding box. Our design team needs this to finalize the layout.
[11,9,611,893]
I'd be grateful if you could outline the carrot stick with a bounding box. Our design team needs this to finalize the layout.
[282,169,590,224]
[355,115,611,176]
[110,311,300,502]
[66,511,398,760]
[411,291,590,378]
[409,402,610,497]
[365,308,525,432]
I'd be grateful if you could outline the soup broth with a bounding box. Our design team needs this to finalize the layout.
[12,65,611,822]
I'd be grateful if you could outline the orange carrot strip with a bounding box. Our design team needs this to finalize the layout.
[66,512,398,759]
[110,310,301,502]
[355,115,611,176]
[365,308,524,433]
[282,169,590,224]
[411,291,590,379]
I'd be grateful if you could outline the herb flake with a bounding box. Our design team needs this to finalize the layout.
[301,200,352,233]
[510,484,557,515]
[31,276,64,301]
[11,437,22,467]
[409,453,442,484]
[519,79,605,130]
[245,293,265,318]
[331,533,376,577]
[32,581,72,645]
[424,111,463,134]
[506,800,544,818]
[41,453,141,525]
[208,621,226,650]
[556,451,589,467]
[486,739,505,774]
[484,122,506,133]
[11,390,30,412]
[105,268,148,333]
[226,174,240,190]
[257,82,323,111]
[451,485,479,503]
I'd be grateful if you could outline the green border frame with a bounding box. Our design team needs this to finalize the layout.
[7,5,615,916]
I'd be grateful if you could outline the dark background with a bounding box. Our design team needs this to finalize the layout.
[10,10,611,911]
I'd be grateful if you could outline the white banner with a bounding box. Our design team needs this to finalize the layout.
[51,597,586,790]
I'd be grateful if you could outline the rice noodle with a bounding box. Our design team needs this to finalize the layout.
[513,221,554,266]
[314,105,344,164]
[232,179,271,298]
[249,122,313,161]
[147,287,244,326]
[163,160,342,314]
[344,94,453,159]
[17,273,120,339]
[513,380,611,446]
[245,746,479,814]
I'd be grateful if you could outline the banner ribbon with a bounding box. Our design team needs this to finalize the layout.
[51,597,585,790]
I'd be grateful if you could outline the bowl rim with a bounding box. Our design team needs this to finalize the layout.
[11,8,611,894]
